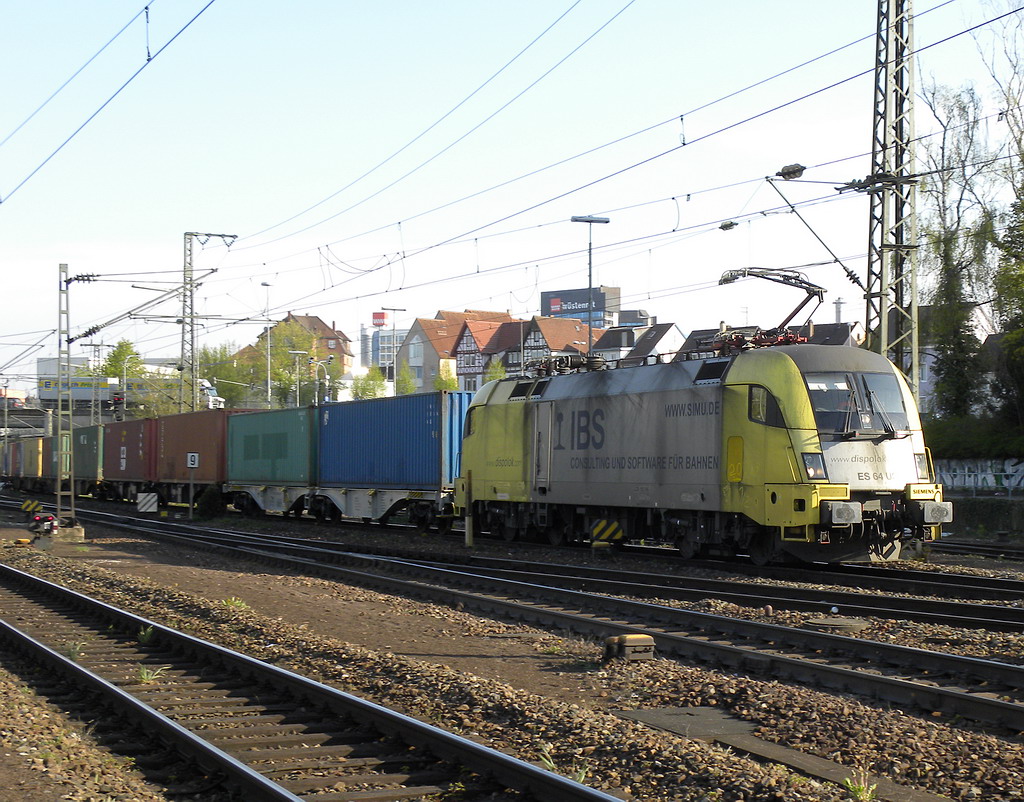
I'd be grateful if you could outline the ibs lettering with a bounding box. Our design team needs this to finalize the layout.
[553,408,605,451]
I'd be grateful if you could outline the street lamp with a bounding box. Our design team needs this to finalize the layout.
[287,350,307,407]
[571,215,610,352]
[261,282,273,407]
[309,355,334,405]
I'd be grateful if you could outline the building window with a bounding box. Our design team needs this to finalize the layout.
[327,340,336,349]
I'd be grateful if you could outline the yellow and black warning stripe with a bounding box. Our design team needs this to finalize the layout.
[590,519,624,542]
[21,499,42,515]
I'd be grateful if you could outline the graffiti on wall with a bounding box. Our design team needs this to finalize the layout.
[936,459,1024,494]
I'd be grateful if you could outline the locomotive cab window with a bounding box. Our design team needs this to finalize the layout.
[805,372,910,436]
[748,386,785,427]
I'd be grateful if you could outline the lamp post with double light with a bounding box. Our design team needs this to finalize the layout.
[261,282,273,407]
[570,215,610,352]
[309,355,334,405]
[381,307,405,388]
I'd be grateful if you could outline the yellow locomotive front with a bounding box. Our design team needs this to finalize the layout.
[722,345,951,563]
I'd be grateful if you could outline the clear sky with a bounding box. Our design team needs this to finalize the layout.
[0,0,1013,389]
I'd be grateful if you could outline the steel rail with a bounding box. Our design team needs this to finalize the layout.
[66,502,1024,602]
[78,511,1024,631]
[0,562,621,802]
[77,520,1024,733]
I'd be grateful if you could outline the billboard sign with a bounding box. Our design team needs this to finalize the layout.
[542,288,605,321]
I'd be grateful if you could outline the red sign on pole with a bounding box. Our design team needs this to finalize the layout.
[372,312,387,327]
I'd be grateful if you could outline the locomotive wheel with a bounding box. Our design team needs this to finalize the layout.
[501,522,518,541]
[545,520,569,546]
[747,533,775,566]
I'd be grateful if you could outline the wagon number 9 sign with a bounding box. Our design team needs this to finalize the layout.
[186,452,200,469]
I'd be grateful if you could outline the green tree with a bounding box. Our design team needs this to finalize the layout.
[351,366,386,399]
[433,360,459,391]
[396,361,417,395]
[991,187,1024,424]
[483,359,506,384]
[78,340,154,418]
[995,189,1024,327]
[198,342,255,409]
[265,320,317,407]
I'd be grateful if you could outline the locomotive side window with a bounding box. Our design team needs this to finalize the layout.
[464,407,476,437]
[508,381,533,400]
[748,386,786,427]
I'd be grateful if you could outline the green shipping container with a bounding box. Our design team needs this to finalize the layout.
[227,407,317,486]
[73,424,104,482]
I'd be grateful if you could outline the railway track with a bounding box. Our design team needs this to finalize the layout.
[0,561,620,802]
[76,507,1024,628]
[931,539,1024,561]
[59,509,1024,734]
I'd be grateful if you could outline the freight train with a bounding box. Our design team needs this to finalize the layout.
[0,341,951,564]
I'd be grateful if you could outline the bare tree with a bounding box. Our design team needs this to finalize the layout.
[917,83,999,416]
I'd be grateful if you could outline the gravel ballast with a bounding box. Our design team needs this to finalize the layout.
[0,520,1022,801]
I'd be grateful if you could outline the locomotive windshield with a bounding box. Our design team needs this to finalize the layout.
[804,371,909,436]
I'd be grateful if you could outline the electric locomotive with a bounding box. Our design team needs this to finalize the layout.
[455,343,951,563]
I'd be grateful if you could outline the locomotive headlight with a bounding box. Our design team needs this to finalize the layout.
[915,453,930,481]
[802,452,827,481]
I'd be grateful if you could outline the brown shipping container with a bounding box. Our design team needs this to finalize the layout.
[103,418,157,483]
[155,409,254,484]
[41,436,55,480]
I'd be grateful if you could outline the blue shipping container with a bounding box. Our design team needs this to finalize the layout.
[318,391,472,490]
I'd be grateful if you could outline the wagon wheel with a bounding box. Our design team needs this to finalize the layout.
[675,534,699,560]
[545,518,570,547]
[435,503,454,536]
[413,511,432,534]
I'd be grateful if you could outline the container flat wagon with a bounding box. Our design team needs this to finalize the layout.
[308,391,473,529]
[153,409,254,503]
[224,407,317,517]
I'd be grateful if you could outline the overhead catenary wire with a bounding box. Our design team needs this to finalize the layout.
[230,0,1020,293]
[232,0,970,260]
[14,2,1015,364]
[243,0,588,242]
[0,0,220,205]
[0,1,158,152]
[240,0,639,249]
